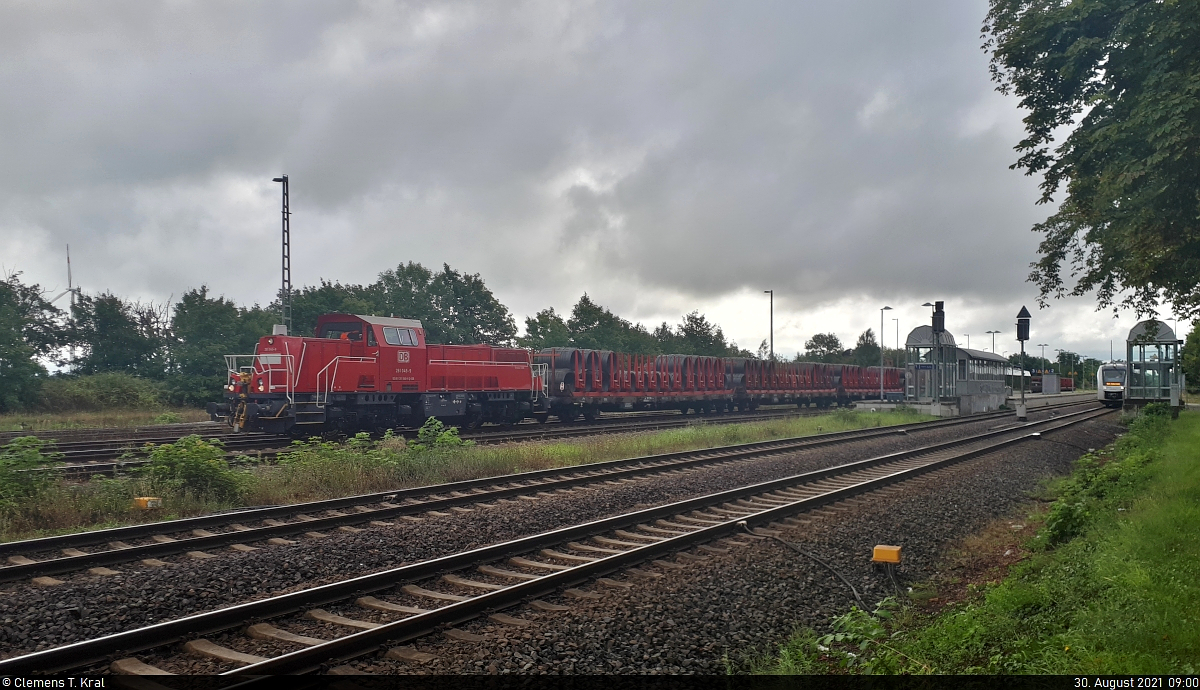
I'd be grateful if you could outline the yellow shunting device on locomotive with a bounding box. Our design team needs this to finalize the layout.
[872,545,902,564]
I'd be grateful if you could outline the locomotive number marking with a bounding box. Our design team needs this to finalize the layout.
[398,351,411,363]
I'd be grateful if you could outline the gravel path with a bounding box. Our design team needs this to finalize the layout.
[0,408,1090,659]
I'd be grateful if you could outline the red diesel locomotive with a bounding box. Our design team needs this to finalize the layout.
[209,313,906,434]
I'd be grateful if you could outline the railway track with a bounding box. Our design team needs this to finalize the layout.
[0,404,1112,675]
[30,408,815,477]
[0,400,1093,584]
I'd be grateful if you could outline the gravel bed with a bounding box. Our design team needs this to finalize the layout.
[0,407,1087,660]
[338,415,1122,674]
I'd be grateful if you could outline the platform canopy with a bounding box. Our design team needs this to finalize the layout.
[905,325,956,348]
[1126,319,1176,344]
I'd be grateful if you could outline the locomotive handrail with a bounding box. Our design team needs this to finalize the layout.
[315,356,377,407]
[225,353,295,407]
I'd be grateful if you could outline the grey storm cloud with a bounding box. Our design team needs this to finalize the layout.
[3,0,1129,357]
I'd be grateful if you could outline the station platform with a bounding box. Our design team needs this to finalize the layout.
[853,390,1093,418]
[1007,391,1094,408]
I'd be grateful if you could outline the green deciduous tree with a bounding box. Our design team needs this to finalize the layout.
[804,333,845,363]
[0,273,66,412]
[286,261,518,346]
[425,264,518,346]
[167,286,276,405]
[565,294,658,353]
[70,292,169,377]
[287,280,378,338]
[671,311,743,356]
[517,308,571,350]
[1181,320,1200,393]
[853,329,881,368]
[984,0,1200,316]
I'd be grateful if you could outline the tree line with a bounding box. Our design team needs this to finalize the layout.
[0,262,782,413]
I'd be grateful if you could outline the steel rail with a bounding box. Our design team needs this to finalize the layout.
[0,406,1109,675]
[230,408,1113,677]
[21,409,810,469]
[19,410,811,480]
[0,401,1096,575]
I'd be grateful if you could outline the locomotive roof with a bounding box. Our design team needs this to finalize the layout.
[315,313,424,329]
[356,314,423,329]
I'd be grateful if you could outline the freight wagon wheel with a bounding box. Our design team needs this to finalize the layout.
[533,413,549,424]
[583,407,599,422]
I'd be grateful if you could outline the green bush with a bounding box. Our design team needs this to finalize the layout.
[0,437,61,508]
[411,417,476,451]
[1141,402,1171,417]
[38,373,166,412]
[135,435,245,502]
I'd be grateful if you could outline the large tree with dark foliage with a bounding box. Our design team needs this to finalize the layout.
[804,333,846,363]
[984,0,1200,316]
[0,273,66,411]
[425,264,518,346]
[517,308,572,350]
[852,329,881,368]
[167,287,276,404]
[287,261,518,346]
[70,292,168,377]
[565,294,658,353]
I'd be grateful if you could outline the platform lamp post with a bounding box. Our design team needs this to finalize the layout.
[764,290,773,361]
[986,330,1000,353]
[1037,343,1048,372]
[880,306,892,401]
[272,175,292,334]
[1017,307,1031,421]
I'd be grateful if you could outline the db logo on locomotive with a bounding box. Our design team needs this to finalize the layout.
[397,351,410,363]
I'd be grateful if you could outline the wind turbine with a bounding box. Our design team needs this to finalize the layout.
[48,245,81,370]
[49,245,81,308]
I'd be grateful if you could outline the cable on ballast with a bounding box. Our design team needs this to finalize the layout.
[739,521,866,610]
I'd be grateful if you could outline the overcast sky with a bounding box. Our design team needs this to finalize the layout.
[0,0,1172,363]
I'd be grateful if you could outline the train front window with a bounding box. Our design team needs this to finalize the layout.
[1102,368,1126,384]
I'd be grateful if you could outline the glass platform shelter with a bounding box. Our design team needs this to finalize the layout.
[1124,319,1185,412]
[905,325,1009,415]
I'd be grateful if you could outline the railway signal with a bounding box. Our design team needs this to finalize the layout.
[1016,306,1031,420]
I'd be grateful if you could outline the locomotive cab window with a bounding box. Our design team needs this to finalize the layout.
[320,323,363,340]
[383,327,417,347]
[366,328,377,347]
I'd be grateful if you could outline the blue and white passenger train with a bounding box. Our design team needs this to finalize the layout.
[1097,363,1127,408]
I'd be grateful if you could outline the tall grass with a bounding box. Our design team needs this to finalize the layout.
[758,406,1200,675]
[0,408,211,432]
[0,408,927,542]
